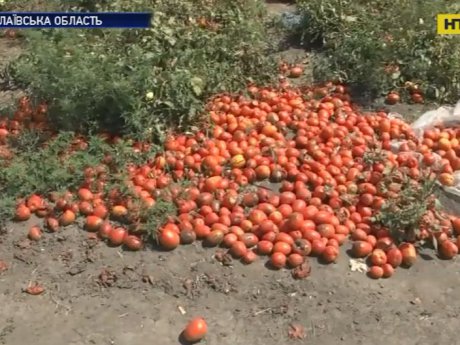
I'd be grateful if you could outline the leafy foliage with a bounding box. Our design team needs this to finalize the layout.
[142,199,177,240]
[372,171,438,243]
[296,0,460,102]
[8,0,279,141]
[0,130,159,219]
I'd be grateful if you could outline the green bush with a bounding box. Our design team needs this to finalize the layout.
[9,0,279,140]
[296,0,460,102]
[0,128,161,221]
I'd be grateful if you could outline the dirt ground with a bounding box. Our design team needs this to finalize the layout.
[2,2,460,345]
[2,216,460,345]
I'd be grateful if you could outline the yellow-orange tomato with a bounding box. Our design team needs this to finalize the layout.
[59,210,76,226]
[438,137,452,151]
[111,205,128,218]
[230,154,246,168]
[439,173,455,186]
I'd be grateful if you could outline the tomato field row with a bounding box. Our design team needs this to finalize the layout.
[1,79,460,281]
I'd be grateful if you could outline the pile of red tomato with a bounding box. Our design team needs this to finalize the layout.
[4,81,460,280]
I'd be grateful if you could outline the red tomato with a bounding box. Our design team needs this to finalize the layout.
[273,241,292,255]
[194,223,211,239]
[158,228,180,250]
[287,253,304,268]
[257,240,274,255]
[28,226,42,241]
[351,241,373,258]
[98,221,112,239]
[439,240,458,260]
[310,239,326,256]
[15,205,31,221]
[382,263,394,278]
[230,241,247,258]
[317,224,335,239]
[46,217,59,232]
[241,250,258,264]
[289,66,303,78]
[292,239,312,256]
[303,229,321,242]
[287,212,304,230]
[204,230,225,247]
[321,245,339,263]
[275,232,294,246]
[109,227,127,246]
[270,252,287,269]
[248,209,267,225]
[222,233,238,248]
[369,249,387,266]
[314,210,332,224]
[386,248,403,268]
[124,235,143,251]
[375,237,394,251]
[240,233,259,248]
[368,265,384,279]
[85,215,103,232]
[182,317,208,343]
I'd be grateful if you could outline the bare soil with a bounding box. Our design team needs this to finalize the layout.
[2,217,460,345]
[265,0,296,15]
[2,3,460,345]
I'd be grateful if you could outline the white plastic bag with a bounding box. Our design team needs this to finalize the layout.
[386,103,460,197]
[408,100,460,197]
[410,100,460,138]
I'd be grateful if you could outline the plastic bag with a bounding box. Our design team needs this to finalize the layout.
[386,103,460,197]
[280,12,303,30]
[410,100,460,138]
[408,100,460,197]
